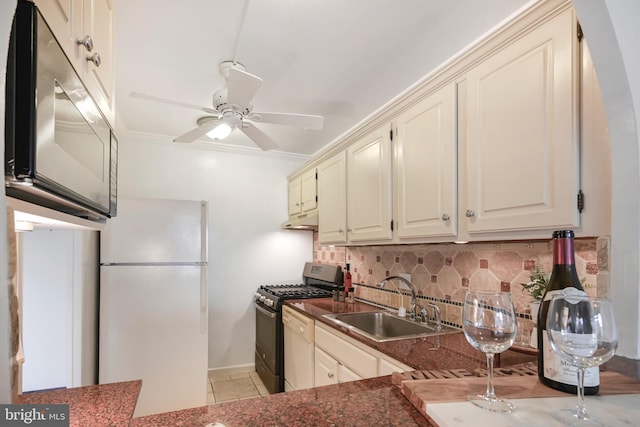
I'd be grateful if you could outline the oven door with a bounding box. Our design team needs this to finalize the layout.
[255,302,282,393]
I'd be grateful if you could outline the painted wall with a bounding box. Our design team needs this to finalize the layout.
[117,133,313,371]
[21,230,72,391]
[572,0,640,358]
[20,229,99,392]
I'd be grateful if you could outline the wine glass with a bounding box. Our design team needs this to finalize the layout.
[463,290,518,413]
[546,292,618,426]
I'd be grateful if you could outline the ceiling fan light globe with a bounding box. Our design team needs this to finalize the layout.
[206,122,233,140]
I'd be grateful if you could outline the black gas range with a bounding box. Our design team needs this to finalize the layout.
[254,262,343,393]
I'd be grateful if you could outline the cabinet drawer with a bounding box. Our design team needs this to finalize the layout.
[378,356,412,376]
[315,324,377,378]
[314,347,338,387]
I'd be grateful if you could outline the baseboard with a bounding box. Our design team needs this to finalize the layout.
[207,363,255,377]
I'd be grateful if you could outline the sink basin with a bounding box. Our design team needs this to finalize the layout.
[322,310,459,342]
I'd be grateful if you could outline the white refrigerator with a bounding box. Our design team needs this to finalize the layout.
[99,197,208,417]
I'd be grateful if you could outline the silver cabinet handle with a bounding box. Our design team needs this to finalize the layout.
[347,228,352,233]
[327,372,334,378]
[441,213,450,221]
[465,210,475,218]
[76,35,93,52]
[86,52,101,67]
[338,229,344,234]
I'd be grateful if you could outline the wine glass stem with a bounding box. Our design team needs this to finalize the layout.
[485,353,497,400]
[576,367,588,420]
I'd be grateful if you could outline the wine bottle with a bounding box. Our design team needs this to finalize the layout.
[537,230,599,394]
[344,263,352,295]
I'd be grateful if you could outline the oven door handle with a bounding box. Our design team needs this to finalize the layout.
[255,303,277,318]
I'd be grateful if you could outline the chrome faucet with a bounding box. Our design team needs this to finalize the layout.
[378,276,419,321]
[426,302,442,331]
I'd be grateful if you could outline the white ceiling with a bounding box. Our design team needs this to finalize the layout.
[115,0,531,155]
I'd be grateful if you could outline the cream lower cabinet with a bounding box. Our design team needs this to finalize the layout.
[393,83,457,240]
[313,322,411,385]
[462,7,579,236]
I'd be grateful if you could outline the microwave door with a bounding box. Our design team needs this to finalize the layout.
[33,10,111,213]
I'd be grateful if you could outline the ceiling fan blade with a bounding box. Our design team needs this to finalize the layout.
[239,123,279,151]
[226,67,263,107]
[248,112,324,130]
[130,91,218,114]
[173,118,220,143]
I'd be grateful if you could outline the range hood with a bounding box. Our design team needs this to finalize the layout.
[281,211,318,230]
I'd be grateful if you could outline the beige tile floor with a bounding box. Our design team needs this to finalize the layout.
[207,371,270,404]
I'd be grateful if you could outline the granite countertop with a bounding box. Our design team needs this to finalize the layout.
[18,380,141,427]
[130,375,433,427]
[284,298,532,371]
[130,298,537,426]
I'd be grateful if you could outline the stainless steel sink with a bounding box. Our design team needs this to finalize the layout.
[322,311,459,342]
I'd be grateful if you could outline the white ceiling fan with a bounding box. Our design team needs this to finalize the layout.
[130,61,324,151]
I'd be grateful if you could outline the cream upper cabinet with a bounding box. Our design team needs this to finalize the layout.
[288,168,316,216]
[82,0,115,124]
[33,0,82,53]
[394,83,457,240]
[300,169,317,212]
[34,0,115,125]
[346,125,393,243]
[317,152,347,244]
[288,176,302,216]
[462,7,579,235]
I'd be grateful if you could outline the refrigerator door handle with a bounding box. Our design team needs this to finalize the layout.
[200,265,207,333]
[200,201,208,334]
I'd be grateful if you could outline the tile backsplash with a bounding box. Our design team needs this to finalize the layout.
[313,234,610,346]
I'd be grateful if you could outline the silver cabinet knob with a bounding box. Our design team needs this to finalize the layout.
[347,228,352,233]
[465,210,475,218]
[86,52,101,67]
[441,213,450,221]
[338,229,344,234]
[76,35,93,52]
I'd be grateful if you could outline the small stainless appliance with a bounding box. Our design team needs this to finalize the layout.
[254,262,343,393]
[5,0,117,221]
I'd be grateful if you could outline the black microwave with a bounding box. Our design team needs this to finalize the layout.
[5,0,117,221]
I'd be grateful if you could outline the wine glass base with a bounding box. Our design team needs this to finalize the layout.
[554,409,604,426]
[467,394,515,413]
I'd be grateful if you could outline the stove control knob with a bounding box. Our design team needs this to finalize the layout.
[259,295,266,303]
[266,299,274,307]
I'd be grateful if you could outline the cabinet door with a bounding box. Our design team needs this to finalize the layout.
[314,347,338,387]
[34,0,83,69]
[464,8,579,234]
[288,177,302,216]
[82,0,115,123]
[338,364,363,384]
[317,152,347,244]
[300,169,317,212]
[347,126,393,242]
[394,84,457,239]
